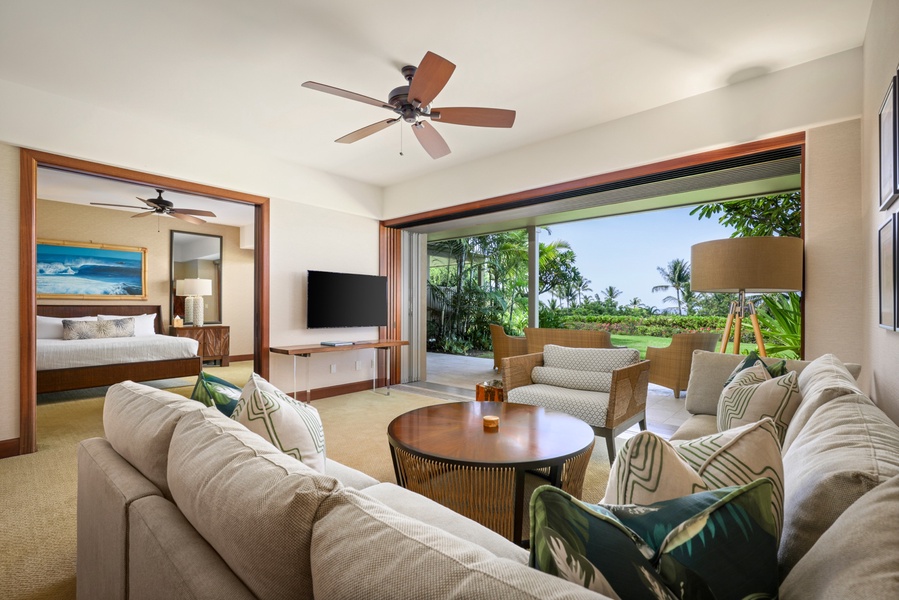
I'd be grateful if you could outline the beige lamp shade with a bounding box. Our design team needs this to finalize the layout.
[691,236,804,293]
[176,278,213,297]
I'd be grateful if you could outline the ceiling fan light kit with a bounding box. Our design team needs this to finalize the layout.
[302,51,516,159]
[90,189,217,224]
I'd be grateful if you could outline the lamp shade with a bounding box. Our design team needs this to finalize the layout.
[691,237,803,293]
[176,278,213,297]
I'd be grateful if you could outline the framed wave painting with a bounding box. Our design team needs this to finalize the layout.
[37,240,148,299]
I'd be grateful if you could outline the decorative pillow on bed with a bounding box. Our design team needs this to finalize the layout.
[62,317,135,340]
[191,371,241,417]
[530,480,779,599]
[37,315,96,339]
[231,373,326,472]
[99,313,156,336]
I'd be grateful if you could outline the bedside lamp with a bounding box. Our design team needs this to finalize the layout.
[176,278,213,327]
[691,237,803,356]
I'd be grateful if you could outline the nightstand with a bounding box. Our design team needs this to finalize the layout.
[169,325,230,366]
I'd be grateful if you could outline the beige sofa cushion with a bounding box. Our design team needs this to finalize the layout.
[669,414,718,441]
[103,381,205,498]
[684,351,861,417]
[310,487,605,600]
[779,472,899,600]
[167,408,341,600]
[779,394,899,576]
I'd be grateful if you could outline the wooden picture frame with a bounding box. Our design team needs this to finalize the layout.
[36,239,148,300]
[879,76,899,210]
[878,216,896,329]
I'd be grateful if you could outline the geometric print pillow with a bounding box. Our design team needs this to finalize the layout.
[531,480,779,599]
[718,364,802,445]
[543,345,639,372]
[62,317,135,340]
[231,373,326,472]
[604,419,785,541]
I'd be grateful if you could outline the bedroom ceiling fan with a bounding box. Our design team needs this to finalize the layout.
[90,189,217,225]
[301,51,516,159]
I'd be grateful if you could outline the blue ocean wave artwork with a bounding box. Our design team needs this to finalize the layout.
[37,244,144,296]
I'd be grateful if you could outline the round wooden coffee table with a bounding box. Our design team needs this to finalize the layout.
[387,401,595,544]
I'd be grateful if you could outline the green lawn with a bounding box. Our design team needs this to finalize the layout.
[611,334,758,359]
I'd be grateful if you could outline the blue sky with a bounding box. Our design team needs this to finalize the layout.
[541,205,735,311]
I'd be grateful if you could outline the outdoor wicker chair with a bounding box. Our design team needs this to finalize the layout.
[645,332,720,398]
[489,324,528,371]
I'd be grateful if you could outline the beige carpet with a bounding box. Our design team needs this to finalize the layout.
[0,366,612,600]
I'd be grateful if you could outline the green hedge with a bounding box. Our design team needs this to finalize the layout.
[558,315,758,342]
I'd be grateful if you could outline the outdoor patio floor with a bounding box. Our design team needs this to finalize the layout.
[400,352,691,441]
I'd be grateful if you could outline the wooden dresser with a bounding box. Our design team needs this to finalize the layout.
[169,325,230,366]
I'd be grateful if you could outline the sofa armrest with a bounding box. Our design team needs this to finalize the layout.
[605,360,650,427]
[501,352,544,392]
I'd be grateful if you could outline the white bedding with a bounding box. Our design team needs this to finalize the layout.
[37,334,200,371]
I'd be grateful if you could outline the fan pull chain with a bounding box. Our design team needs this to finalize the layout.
[399,123,404,156]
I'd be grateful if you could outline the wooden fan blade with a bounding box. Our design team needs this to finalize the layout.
[301,81,394,111]
[408,51,455,108]
[412,121,451,159]
[430,107,516,128]
[336,119,399,144]
[170,212,206,225]
[136,196,163,209]
[91,202,153,210]
[171,208,217,217]
[131,211,156,218]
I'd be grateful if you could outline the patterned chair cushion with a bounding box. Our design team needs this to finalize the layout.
[530,480,779,599]
[603,419,785,540]
[507,384,608,428]
[543,345,639,372]
[718,364,802,444]
[531,367,612,392]
[231,373,327,472]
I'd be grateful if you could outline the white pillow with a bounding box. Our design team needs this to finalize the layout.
[98,313,156,336]
[37,315,96,339]
[231,373,326,472]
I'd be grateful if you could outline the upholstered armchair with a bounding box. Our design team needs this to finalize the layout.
[523,327,614,354]
[489,324,528,371]
[646,332,720,398]
[502,345,650,462]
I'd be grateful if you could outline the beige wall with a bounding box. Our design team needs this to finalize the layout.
[0,143,19,441]
[863,0,899,424]
[36,199,255,356]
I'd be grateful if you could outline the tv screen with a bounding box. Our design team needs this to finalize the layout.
[307,270,388,329]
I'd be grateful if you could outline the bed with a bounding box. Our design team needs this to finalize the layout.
[36,305,203,394]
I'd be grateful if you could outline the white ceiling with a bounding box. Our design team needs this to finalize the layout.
[0,0,873,188]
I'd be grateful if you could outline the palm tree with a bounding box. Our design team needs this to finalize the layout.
[575,276,593,305]
[602,286,622,301]
[627,297,642,312]
[652,258,691,315]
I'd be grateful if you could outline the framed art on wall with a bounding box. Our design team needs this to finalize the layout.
[878,216,896,330]
[36,239,148,300]
[879,76,898,210]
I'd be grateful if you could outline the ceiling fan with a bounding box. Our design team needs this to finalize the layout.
[90,189,217,225]
[302,51,516,159]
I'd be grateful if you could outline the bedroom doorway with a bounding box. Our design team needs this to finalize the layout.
[17,149,271,456]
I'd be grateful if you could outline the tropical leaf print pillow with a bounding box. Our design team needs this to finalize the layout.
[191,370,241,417]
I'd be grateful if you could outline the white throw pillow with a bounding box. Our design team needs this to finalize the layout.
[718,364,802,444]
[37,315,96,339]
[231,373,326,472]
[99,313,156,336]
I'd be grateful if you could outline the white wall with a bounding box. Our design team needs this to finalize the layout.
[863,0,899,424]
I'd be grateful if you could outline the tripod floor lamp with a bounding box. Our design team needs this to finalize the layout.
[691,237,803,356]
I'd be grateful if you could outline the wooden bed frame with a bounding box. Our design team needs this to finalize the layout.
[36,304,203,394]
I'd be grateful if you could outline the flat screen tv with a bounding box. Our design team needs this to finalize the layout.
[307,270,388,329]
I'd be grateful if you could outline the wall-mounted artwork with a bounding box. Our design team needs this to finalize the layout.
[37,239,148,299]
[879,76,898,210]
[878,216,896,330]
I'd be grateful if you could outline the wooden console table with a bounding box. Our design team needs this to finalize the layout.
[270,339,409,401]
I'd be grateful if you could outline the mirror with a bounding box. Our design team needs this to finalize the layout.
[171,231,223,324]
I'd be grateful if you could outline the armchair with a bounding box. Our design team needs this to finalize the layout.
[502,345,650,463]
[489,324,528,371]
[645,332,720,398]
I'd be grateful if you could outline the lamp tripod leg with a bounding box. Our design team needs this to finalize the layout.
[720,302,736,353]
[733,315,743,355]
[749,310,766,357]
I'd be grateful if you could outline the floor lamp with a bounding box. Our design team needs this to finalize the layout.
[691,237,803,356]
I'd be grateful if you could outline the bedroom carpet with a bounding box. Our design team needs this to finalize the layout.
[0,368,612,600]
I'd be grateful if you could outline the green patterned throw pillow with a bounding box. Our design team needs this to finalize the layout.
[190,371,241,417]
[231,373,326,472]
[723,350,787,386]
[531,480,779,599]
[718,364,802,444]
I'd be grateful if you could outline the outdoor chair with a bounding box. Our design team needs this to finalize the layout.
[523,327,614,354]
[489,324,528,371]
[645,332,720,398]
[502,345,649,463]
